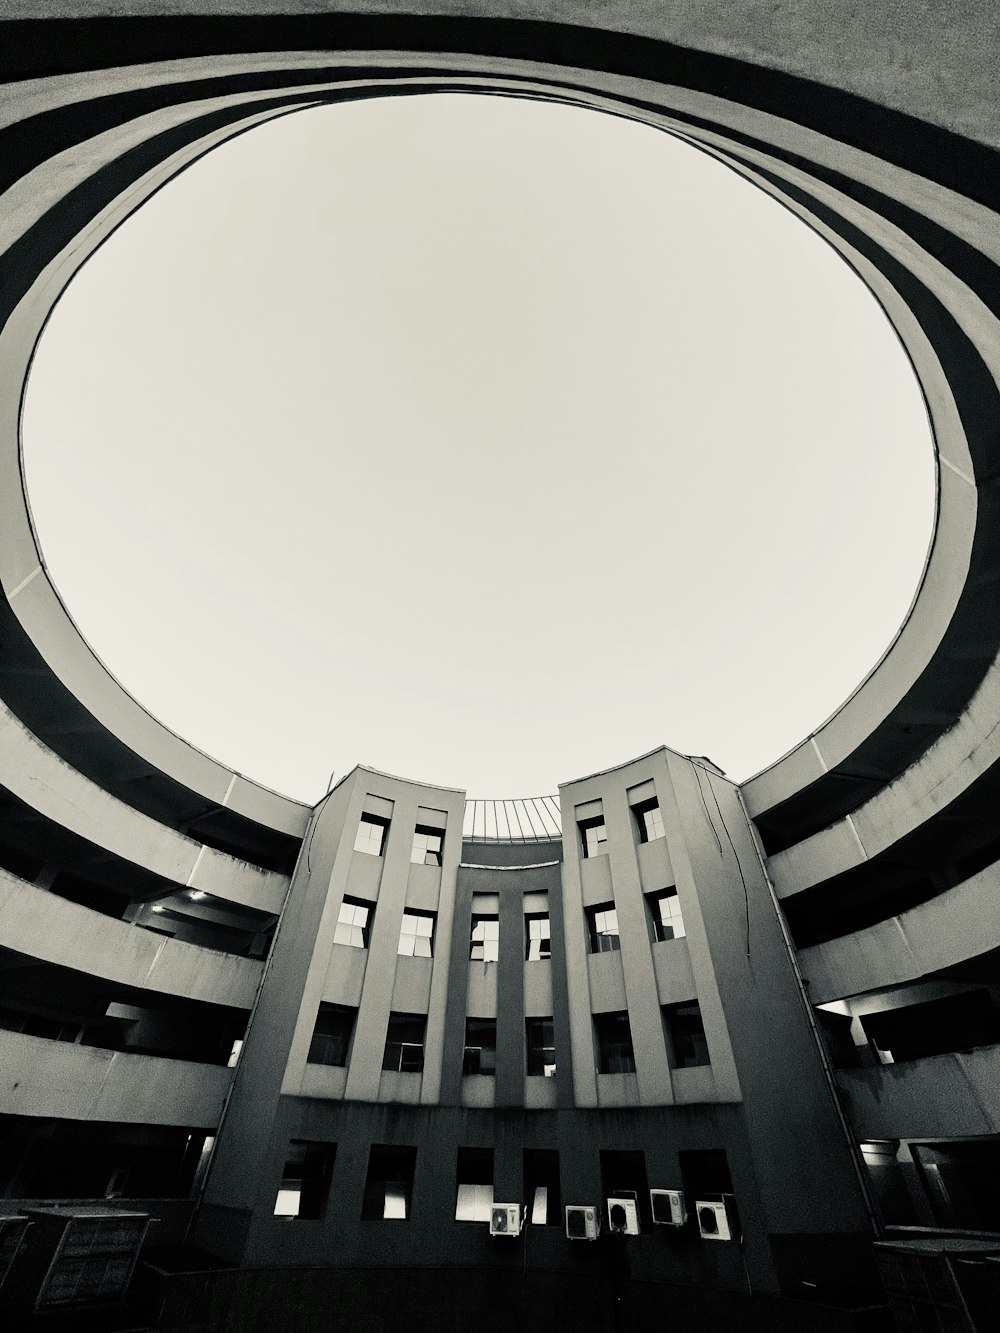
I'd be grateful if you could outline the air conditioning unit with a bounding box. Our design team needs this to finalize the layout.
[695,1195,739,1242]
[650,1189,687,1227]
[490,1204,524,1237]
[565,1205,600,1241]
[606,1196,640,1235]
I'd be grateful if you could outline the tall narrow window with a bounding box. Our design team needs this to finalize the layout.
[633,798,665,843]
[382,1012,426,1074]
[361,1145,416,1220]
[664,1002,710,1067]
[333,897,373,949]
[586,903,620,954]
[410,826,444,866]
[354,814,388,856]
[524,1149,561,1226]
[398,910,435,958]
[455,1148,494,1222]
[579,817,608,859]
[595,1011,635,1075]
[601,1149,651,1232]
[526,1018,556,1077]
[525,914,551,961]
[463,1019,497,1076]
[470,914,499,962]
[307,1003,356,1067]
[647,887,685,942]
[273,1141,334,1221]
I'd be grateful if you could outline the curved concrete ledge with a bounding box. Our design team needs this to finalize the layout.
[798,863,1000,1005]
[836,1044,1000,1140]
[0,703,289,913]
[0,871,263,1009]
[0,1026,231,1126]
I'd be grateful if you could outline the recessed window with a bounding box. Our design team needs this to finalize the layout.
[382,1012,426,1074]
[633,798,665,844]
[455,1147,493,1222]
[398,910,435,958]
[463,1019,497,1076]
[524,1149,561,1226]
[333,896,373,949]
[525,913,551,961]
[647,887,685,942]
[594,1011,635,1075]
[586,903,620,954]
[526,1018,556,1077]
[273,1140,334,1221]
[361,1145,416,1221]
[410,826,444,867]
[354,814,388,857]
[307,1003,356,1067]
[579,817,608,859]
[470,914,499,962]
[664,1001,710,1068]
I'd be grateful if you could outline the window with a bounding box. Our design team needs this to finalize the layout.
[354,814,388,856]
[333,897,373,949]
[273,1140,334,1221]
[633,798,665,843]
[525,914,551,961]
[648,887,685,942]
[470,914,499,962]
[594,1011,635,1074]
[307,1003,356,1067]
[455,1147,493,1222]
[579,817,608,859]
[601,1150,651,1232]
[524,1149,561,1226]
[587,903,620,954]
[361,1145,416,1220]
[382,1012,426,1074]
[526,1018,556,1077]
[664,1002,711,1067]
[397,910,435,958]
[463,1019,497,1075]
[410,826,444,866]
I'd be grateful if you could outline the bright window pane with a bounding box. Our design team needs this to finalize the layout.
[273,1188,301,1218]
[383,1184,408,1219]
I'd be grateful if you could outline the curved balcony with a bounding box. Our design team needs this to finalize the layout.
[836,1044,1000,1141]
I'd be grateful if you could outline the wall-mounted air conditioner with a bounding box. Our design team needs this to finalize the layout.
[695,1195,739,1242]
[606,1196,640,1235]
[489,1204,524,1237]
[650,1189,687,1227]
[565,1205,600,1240]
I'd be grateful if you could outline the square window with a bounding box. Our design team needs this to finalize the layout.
[526,1018,556,1077]
[382,1012,426,1074]
[594,1011,635,1075]
[634,798,665,844]
[470,914,499,962]
[307,1003,356,1067]
[398,910,435,958]
[664,1002,710,1068]
[361,1145,416,1221]
[410,826,444,867]
[355,814,388,857]
[525,914,551,962]
[333,896,373,949]
[455,1147,493,1222]
[587,903,620,954]
[647,888,685,942]
[579,817,608,859]
[273,1140,334,1221]
[524,1149,561,1226]
[463,1019,497,1076]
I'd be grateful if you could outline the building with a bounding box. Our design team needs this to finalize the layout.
[0,5,999,1330]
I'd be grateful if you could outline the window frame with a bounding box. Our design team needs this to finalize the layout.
[333,896,374,950]
[463,1018,497,1076]
[306,1002,356,1068]
[579,816,608,859]
[525,1017,556,1077]
[382,1012,427,1074]
[410,825,444,867]
[647,887,686,943]
[354,813,389,857]
[397,909,435,958]
[663,1001,711,1068]
[586,902,621,954]
[633,797,665,844]
[470,913,500,963]
[594,1010,636,1075]
[525,913,552,962]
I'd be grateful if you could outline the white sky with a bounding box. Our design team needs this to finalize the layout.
[22,94,936,803]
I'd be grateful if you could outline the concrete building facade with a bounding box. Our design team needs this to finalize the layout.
[0,5,999,1330]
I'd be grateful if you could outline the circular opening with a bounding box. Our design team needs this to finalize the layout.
[22,94,936,800]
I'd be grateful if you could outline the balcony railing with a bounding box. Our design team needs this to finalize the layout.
[462,797,562,843]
